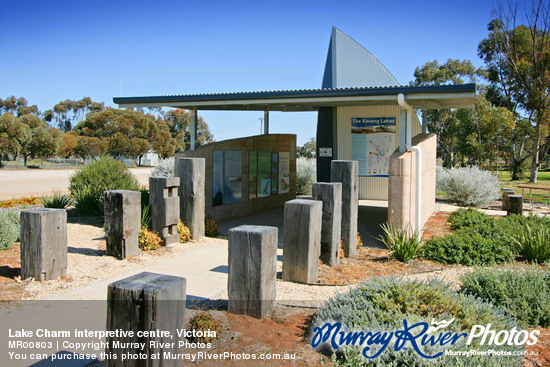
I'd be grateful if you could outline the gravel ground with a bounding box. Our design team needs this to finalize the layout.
[20,220,216,300]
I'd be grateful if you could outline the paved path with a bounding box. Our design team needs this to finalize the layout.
[0,167,153,200]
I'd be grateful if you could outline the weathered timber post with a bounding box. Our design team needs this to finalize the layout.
[282,199,322,283]
[177,158,205,239]
[507,195,523,215]
[228,225,277,318]
[149,177,180,245]
[104,190,141,259]
[331,160,358,258]
[312,182,342,266]
[20,208,67,281]
[105,272,186,367]
[502,188,516,211]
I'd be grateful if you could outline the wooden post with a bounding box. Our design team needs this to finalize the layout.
[507,195,523,215]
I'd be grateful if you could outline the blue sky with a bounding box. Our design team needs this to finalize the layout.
[0,0,496,145]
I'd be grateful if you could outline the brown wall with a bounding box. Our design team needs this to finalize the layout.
[175,134,296,223]
[388,133,437,232]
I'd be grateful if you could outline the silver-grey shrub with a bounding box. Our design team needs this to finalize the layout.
[437,166,500,207]
[0,209,19,250]
[151,158,175,177]
[296,157,316,195]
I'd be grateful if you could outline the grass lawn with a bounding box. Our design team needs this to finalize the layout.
[498,169,550,202]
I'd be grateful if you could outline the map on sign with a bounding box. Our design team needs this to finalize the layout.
[351,117,396,177]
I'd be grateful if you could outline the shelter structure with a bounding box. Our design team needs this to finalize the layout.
[114,27,475,231]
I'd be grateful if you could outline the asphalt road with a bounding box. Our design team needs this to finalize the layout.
[0,167,154,200]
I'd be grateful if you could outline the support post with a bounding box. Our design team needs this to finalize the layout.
[105,272,186,367]
[264,109,269,135]
[282,199,322,283]
[190,108,197,150]
[331,160,358,258]
[228,225,277,318]
[20,208,67,281]
[422,110,428,134]
[507,195,523,215]
[177,158,205,239]
[312,182,342,266]
[399,110,407,153]
[104,190,141,259]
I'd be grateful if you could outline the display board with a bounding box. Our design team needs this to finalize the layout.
[351,117,396,177]
[249,151,257,199]
[223,150,242,204]
[258,151,272,198]
[271,152,278,195]
[278,152,290,194]
[212,150,224,206]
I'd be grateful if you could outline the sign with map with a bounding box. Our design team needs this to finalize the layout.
[351,117,396,177]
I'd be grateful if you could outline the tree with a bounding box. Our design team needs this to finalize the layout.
[411,59,484,167]
[45,97,105,132]
[18,114,62,165]
[297,137,316,158]
[58,131,79,158]
[73,136,108,160]
[0,96,39,117]
[163,109,214,151]
[478,0,550,182]
[0,113,31,164]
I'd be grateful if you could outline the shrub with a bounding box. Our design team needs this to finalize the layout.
[313,277,523,366]
[151,158,174,177]
[436,166,500,207]
[0,209,19,250]
[356,233,363,249]
[296,157,316,195]
[205,216,218,237]
[187,312,221,343]
[40,190,74,209]
[378,223,421,262]
[447,208,493,230]
[138,227,162,251]
[422,229,515,266]
[461,266,550,327]
[69,157,140,215]
[0,196,41,208]
[141,205,152,230]
[178,220,192,243]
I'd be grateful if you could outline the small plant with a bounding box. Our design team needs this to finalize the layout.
[378,223,421,262]
[0,209,19,250]
[205,216,218,237]
[151,158,175,177]
[436,166,500,207]
[178,220,192,243]
[0,196,41,208]
[356,233,363,249]
[187,312,221,343]
[40,190,74,209]
[69,156,140,215]
[461,266,550,327]
[447,208,493,230]
[340,238,345,259]
[138,227,162,251]
[141,205,152,230]
[296,157,316,195]
[511,223,550,263]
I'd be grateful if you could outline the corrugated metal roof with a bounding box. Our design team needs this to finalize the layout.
[113,84,475,106]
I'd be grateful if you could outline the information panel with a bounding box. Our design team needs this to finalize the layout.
[278,152,290,194]
[258,151,271,197]
[212,150,223,206]
[351,117,396,177]
[271,152,278,195]
[249,151,257,199]
[223,150,242,204]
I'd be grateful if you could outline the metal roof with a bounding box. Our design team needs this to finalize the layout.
[113,84,476,111]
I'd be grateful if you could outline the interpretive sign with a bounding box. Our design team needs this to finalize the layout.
[278,152,290,194]
[224,150,242,204]
[249,151,258,199]
[258,151,271,197]
[351,117,396,177]
[212,150,223,206]
[271,153,278,195]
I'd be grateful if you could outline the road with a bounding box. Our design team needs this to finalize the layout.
[0,167,154,200]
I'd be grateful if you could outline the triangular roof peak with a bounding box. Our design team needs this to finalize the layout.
[322,27,400,88]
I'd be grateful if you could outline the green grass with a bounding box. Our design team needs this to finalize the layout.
[498,169,550,202]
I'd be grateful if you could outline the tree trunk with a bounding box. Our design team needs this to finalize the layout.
[24,154,28,167]
[529,125,541,183]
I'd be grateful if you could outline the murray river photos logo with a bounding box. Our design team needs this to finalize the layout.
[311,318,539,359]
